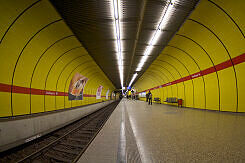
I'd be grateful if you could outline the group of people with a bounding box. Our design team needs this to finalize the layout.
[146,91,152,105]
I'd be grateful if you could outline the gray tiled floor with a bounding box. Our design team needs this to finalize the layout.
[78,99,245,162]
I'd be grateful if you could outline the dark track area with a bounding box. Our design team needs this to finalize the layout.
[0,100,120,163]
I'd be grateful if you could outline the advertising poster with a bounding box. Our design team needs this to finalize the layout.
[111,92,115,100]
[139,92,146,98]
[96,85,103,99]
[106,89,110,99]
[68,72,88,100]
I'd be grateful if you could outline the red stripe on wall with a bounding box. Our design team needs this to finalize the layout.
[232,53,245,65]
[0,54,244,96]
[215,60,232,71]
[0,84,96,97]
[201,67,216,76]
[0,83,11,92]
[138,53,245,93]
[84,94,96,97]
[182,76,192,82]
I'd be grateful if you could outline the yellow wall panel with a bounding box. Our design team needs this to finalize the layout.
[183,80,193,108]
[0,0,61,85]
[162,87,168,104]
[14,22,70,87]
[236,63,245,112]
[179,21,227,65]
[56,96,64,110]
[0,92,12,117]
[31,37,81,89]
[171,85,178,98]
[203,73,219,111]
[12,94,29,116]
[177,83,185,104]
[215,0,245,35]
[193,78,205,109]
[45,96,56,112]
[31,95,44,114]
[0,0,34,39]
[218,68,237,112]
[167,87,172,97]
[190,0,245,58]
[167,36,213,70]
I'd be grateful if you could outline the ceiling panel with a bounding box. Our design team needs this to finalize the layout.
[50,0,199,88]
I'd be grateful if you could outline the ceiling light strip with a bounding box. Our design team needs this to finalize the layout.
[129,0,177,87]
[113,0,124,88]
[129,73,138,87]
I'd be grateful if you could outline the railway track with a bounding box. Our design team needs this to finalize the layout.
[0,101,120,163]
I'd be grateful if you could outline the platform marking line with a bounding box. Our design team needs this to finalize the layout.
[117,102,127,163]
[124,100,143,163]
[123,99,147,163]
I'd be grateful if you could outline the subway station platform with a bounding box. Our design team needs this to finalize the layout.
[78,99,245,162]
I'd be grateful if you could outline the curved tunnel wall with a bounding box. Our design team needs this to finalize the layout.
[135,0,245,112]
[0,0,115,118]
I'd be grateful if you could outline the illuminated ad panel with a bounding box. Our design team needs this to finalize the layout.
[106,89,110,99]
[96,85,103,99]
[68,72,88,100]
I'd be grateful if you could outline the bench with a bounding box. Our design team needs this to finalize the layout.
[164,97,178,103]
[153,97,161,103]
[164,97,183,107]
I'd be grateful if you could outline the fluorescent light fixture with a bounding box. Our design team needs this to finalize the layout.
[113,0,119,19]
[136,67,141,71]
[112,0,124,89]
[129,73,138,87]
[128,0,178,87]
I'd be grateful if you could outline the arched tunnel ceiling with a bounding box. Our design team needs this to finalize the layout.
[50,0,199,88]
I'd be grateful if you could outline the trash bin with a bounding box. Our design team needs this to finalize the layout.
[178,99,183,107]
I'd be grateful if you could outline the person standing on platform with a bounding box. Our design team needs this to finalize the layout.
[148,91,152,105]
[146,92,149,102]
[131,90,134,100]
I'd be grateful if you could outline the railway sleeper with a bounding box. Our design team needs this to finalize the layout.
[67,137,90,143]
[60,142,85,148]
[45,153,72,163]
[79,128,98,131]
[86,123,103,127]
[52,147,80,155]
[75,130,95,134]
[75,134,94,139]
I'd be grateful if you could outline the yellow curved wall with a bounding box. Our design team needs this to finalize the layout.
[135,0,245,112]
[0,0,115,117]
